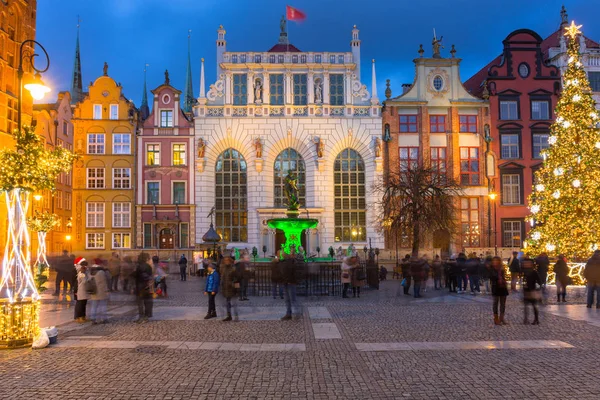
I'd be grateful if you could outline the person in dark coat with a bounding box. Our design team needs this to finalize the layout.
[409,256,425,298]
[584,250,600,308]
[432,255,443,290]
[456,253,468,293]
[204,263,220,319]
[135,252,154,323]
[522,258,542,325]
[466,254,481,295]
[271,256,284,299]
[481,254,493,294]
[280,254,299,320]
[178,254,188,281]
[53,250,72,295]
[445,257,458,292]
[220,257,238,321]
[508,251,521,292]
[489,256,509,325]
[534,253,550,291]
[350,256,365,298]
[400,254,411,295]
[554,254,569,303]
[236,254,251,301]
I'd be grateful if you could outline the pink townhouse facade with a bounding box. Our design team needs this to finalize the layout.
[136,77,196,251]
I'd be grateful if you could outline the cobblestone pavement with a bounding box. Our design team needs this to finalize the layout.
[2,275,600,399]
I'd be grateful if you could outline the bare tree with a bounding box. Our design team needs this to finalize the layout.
[373,167,463,257]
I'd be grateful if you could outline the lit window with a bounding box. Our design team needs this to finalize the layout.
[172,144,186,166]
[86,233,105,249]
[215,149,248,242]
[112,233,130,249]
[502,220,522,247]
[147,144,160,166]
[334,148,366,242]
[460,147,479,185]
[460,198,480,247]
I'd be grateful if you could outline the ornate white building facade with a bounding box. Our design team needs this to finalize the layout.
[193,23,383,255]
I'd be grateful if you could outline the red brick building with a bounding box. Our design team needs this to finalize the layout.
[464,29,560,251]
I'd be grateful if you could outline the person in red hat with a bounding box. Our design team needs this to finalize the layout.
[73,257,90,322]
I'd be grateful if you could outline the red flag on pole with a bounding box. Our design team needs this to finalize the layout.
[286,5,306,22]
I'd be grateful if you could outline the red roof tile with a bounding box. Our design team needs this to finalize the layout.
[267,43,302,52]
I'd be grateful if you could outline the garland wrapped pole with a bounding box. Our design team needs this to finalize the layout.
[0,126,75,348]
[28,211,60,294]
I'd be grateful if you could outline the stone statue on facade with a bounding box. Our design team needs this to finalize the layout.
[284,170,300,211]
[314,79,323,103]
[375,137,382,158]
[103,62,108,76]
[254,137,262,158]
[197,138,206,158]
[254,79,263,104]
[164,69,170,85]
[432,35,444,58]
[280,15,287,33]
[314,137,324,158]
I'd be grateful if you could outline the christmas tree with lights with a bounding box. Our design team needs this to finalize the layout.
[526,21,600,259]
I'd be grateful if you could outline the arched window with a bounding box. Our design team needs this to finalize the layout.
[215,148,247,242]
[334,148,366,242]
[274,148,305,208]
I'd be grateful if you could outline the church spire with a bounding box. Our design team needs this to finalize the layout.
[70,16,83,105]
[140,64,150,121]
[183,29,195,113]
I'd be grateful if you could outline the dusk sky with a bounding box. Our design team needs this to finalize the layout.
[36,0,598,106]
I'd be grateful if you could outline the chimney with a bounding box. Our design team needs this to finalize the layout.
[402,84,412,94]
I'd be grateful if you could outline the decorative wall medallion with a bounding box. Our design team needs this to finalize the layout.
[426,68,450,97]
[175,171,182,178]
[162,94,171,104]
[149,171,157,178]
[102,91,109,97]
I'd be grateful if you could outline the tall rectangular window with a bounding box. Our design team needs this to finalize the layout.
[277,55,284,63]
[269,55,275,63]
[460,198,480,247]
[315,54,322,63]
[531,100,550,120]
[62,121,68,136]
[501,174,521,205]
[143,223,152,248]
[460,147,479,185]
[173,182,186,204]
[65,192,72,210]
[112,202,131,228]
[459,115,478,133]
[399,115,417,133]
[293,74,307,105]
[109,104,118,120]
[113,134,131,154]
[160,110,173,127]
[269,74,284,105]
[329,54,336,64]
[112,233,131,249]
[532,132,549,159]
[430,115,446,133]
[86,233,105,249]
[292,55,298,64]
[87,134,105,154]
[147,144,160,166]
[86,202,104,228]
[329,74,344,106]
[502,220,523,248]
[399,147,419,174]
[65,172,72,186]
[180,223,189,248]
[113,168,131,189]
[233,74,247,105]
[86,168,105,189]
[55,190,63,209]
[500,133,520,159]
[499,100,519,120]
[172,144,186,166]
[147,182,159,204]
[430,147,447,177]
[93,104,102,120]
[589,71,600,92]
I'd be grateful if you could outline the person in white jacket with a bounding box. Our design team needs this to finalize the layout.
[89,259,110,324]
[74,257,90,323]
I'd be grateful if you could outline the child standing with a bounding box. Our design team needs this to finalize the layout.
[204,263,220,319]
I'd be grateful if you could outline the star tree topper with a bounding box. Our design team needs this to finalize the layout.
[564,21,582,39]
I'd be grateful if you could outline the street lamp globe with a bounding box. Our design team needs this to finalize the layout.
[24,73,51,100]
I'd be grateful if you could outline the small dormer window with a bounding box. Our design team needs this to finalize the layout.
[300,55,307,63]
[278,55,284,63]
[330,55,336,64]
[231,54,238,63]
[269,55,275,63]
[292,55,298,63]
[254,55,261,63]
[240,54,246,63]
[315,54,322,63]
[433,75,444,91]
[338,55,344,64]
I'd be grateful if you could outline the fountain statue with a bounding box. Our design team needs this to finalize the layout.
[267,170,318,256]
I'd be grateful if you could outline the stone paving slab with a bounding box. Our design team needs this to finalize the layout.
[308,306,332,319]
[312,322,342,339]
[355,340,574,351]
[51,339,306,352]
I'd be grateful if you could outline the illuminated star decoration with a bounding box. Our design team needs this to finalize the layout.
[564,21,583,39]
